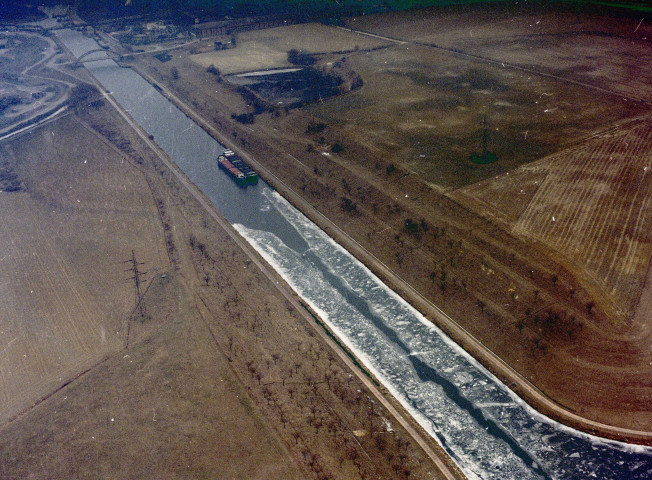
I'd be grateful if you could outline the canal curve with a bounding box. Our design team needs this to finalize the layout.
[55,28,652,480]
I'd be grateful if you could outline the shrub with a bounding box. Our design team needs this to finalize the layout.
[0,94,21,113]
[231,112,255,124]
[305,122,327,134]
[404,218,419,236]
[341,197,357,213]
[67,83,102,110]
[287,49,315,66]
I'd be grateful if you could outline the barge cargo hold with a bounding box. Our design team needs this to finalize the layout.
[217,149,259,187]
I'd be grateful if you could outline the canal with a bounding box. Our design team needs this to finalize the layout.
[56,28,652,480]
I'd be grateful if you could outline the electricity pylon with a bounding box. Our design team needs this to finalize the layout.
[125,250,147,318]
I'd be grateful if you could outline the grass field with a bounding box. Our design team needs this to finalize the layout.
[306,42,647,190]
[293,8,650,191]
[347,5,652,101]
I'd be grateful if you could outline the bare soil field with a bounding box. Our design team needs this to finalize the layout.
[0,271,304,480]
[189,22,390,74]
[0,114,168,425]
[451,113,652,321]
[125,2,652,437]
[346,4,652,102]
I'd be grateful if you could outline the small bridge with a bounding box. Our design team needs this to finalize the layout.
[75,48,123,64]
[63,48,143,68]
[63,40,200,68]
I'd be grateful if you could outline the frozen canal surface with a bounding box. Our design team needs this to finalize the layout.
[57,29,652,480]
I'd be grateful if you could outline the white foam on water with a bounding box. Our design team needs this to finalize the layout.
[233,189,652,480]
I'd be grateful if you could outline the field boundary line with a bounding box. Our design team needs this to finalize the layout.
[0,353,115,429]
[343,26,649,104]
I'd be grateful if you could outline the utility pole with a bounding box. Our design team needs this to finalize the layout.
[470,114,497,164]
[125,250,147,318]
[481,115,489,157]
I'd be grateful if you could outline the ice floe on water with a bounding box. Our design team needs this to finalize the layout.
[236,222,538,480]
[234,190,652,480]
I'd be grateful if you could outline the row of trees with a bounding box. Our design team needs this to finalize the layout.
[186,230,423,478]
[331,152,598,354]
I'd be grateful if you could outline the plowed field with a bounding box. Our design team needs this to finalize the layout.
[452,114,652,321]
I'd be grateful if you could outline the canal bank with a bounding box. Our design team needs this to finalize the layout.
[55,28,652,480]
[127,61,652,447]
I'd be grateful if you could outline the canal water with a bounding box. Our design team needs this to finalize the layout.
[56,28,652,480]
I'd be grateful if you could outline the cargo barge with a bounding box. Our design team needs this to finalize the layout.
[217,150,259,187]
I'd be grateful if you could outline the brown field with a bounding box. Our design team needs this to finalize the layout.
[304,42,647,190]
[0,272,304,480]
[452,113,652,321]
[0,115,168,424]
[190,22,390,74]
[347,5,652,102]
[125,2,652,437]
